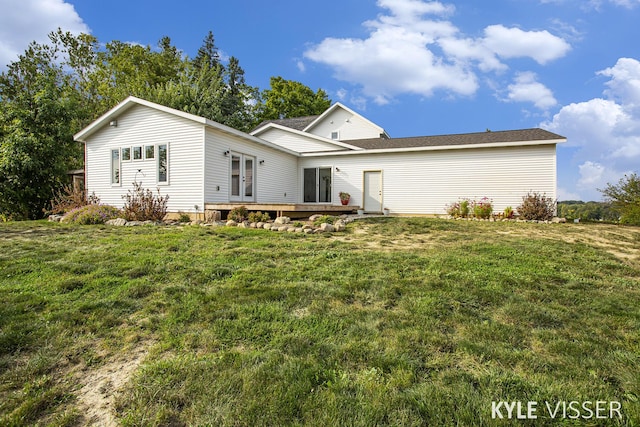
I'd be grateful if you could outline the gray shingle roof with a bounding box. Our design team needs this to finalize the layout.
[346,128,565,150]
[253,115,320,132]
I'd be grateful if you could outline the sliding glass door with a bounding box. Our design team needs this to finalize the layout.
[303,167,332,203]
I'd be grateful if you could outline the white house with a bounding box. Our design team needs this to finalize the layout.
[74,96,566,217]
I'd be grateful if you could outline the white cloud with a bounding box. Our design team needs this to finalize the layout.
[598,57,640,110]
[482,25,571,65]
[542,58,640,200]
[304,0,570,104]
[506,71,557,110]
[0,0,89,69]
[557,187,581,201]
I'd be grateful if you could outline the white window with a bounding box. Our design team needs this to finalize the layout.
[304,167,331,203]
[121,147,131,161]
[111,149,120,185]
[330,131,339,140]
[145,145,155,160]
[157,144,168,184]
[132,146,143,161]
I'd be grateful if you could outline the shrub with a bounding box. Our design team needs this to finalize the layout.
[504,206,514,219]
[49,184,100,215]
[313,215,336,226]
[472,197,493,219]
[248,211,270,223]
[446,199,471,218]
[62,204,122,225]
[518,192,556,221]
[177,212,191,223]
[122,182,169,222]
[228,206,248,222]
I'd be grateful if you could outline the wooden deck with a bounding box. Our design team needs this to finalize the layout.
[204,203,359,218]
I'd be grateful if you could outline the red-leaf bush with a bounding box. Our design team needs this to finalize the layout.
[122,182,169,222]
[518,192,556,221]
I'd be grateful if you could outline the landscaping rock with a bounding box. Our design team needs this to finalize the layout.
[334,219,346,232]
[205,210,222,222]
[106,218,127,226]
[226,220,238,227]
[552,217,567,223]
[48,214,63,222]
[295,227,304,233]
[274,216,291,225]
[303,228,315,234]
[308,214,323,222]
[263,223,272,230]
[277,225,289,232]
[320,223,335,232]
[256,222,265,228]
[125,221,144,226]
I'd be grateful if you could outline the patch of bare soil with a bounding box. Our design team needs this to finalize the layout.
[503,224,640,264]
[344,220,640,264]
[76,342,153,426]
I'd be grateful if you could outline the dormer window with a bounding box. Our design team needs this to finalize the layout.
[330,131,339,140]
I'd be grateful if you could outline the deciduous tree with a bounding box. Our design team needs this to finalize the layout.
[255,76,331,123]
[0,36,84,219]
[600,173,640,225]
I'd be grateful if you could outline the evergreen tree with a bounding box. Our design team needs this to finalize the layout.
[192,31,221,72]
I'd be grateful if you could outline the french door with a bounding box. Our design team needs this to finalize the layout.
[230,153,255,202]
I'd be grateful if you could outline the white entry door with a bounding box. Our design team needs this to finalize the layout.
[230,153,255,202]
[363,171,383,213]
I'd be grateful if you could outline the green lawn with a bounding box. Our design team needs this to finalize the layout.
[0,218,639,426]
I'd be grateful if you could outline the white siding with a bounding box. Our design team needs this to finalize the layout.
[307,108,383,141]
[256,127,344,153]
[299,145,557,214]
[204,128,299,204]
[85,104,205,212]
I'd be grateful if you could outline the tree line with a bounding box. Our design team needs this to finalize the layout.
[0,30,331,220]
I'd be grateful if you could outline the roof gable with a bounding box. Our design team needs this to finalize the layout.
[73,96,299,156]
[303,102,386,136]
[252,123,365,152]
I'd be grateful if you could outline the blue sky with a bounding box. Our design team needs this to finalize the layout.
[1,0,639,201]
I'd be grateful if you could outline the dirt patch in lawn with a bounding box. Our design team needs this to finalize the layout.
[495,223,640,264]
[75,341,153,426]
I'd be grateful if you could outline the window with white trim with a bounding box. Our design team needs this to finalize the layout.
[330,131,339,140]
[157,144,168,184]
[144,145,155,160]
[121,147,131,161]
[133,146,143,160]
[111,149,120,185]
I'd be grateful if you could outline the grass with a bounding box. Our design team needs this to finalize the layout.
[0,218,639,426]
